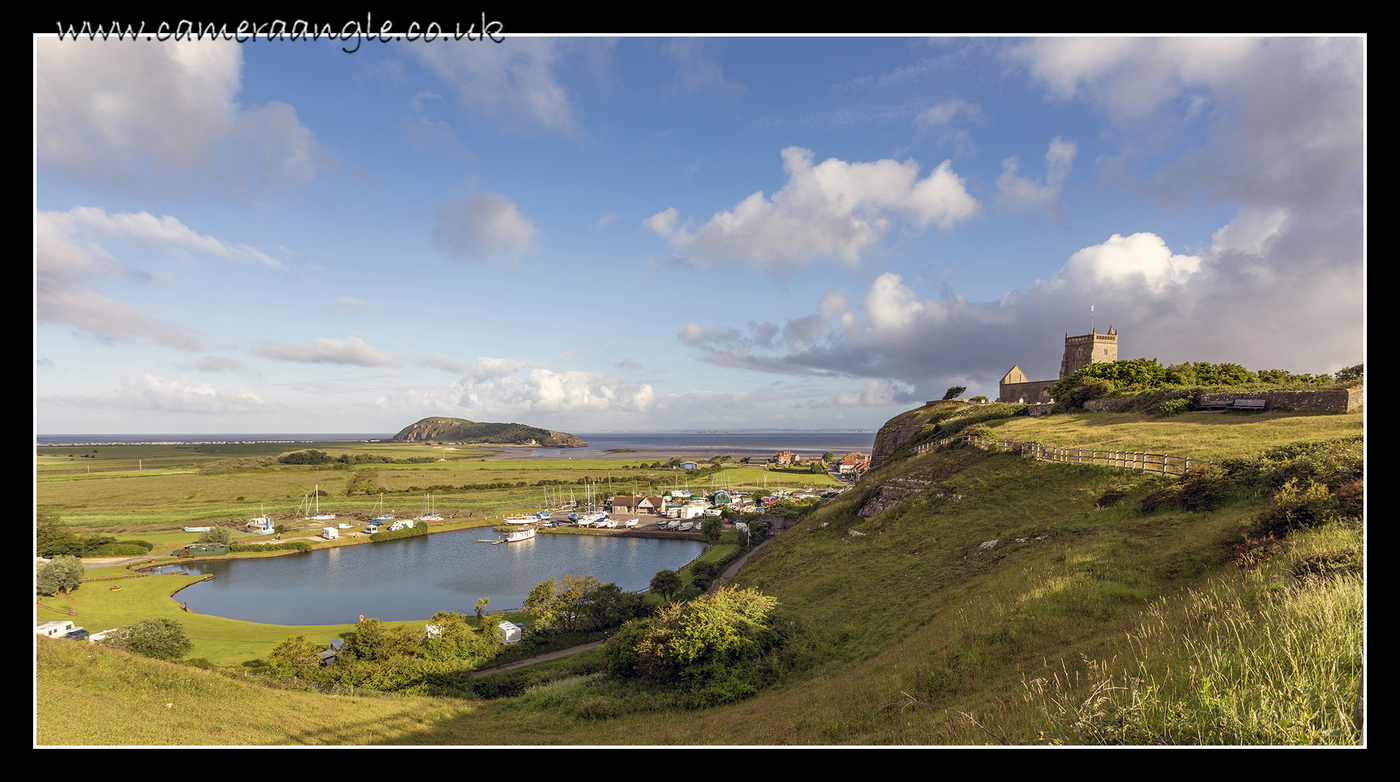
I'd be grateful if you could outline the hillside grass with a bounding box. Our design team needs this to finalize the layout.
[35,410,1363,745]
[987,409,1362,462]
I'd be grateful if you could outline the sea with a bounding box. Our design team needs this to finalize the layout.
[36,431,877,457]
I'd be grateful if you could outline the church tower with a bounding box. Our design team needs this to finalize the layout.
[1059,326,1118,379]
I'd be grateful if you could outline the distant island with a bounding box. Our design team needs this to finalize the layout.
[390,417,587,447]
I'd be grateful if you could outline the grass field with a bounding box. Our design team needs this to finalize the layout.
[35,407,1364,745]
[37,442,839,532]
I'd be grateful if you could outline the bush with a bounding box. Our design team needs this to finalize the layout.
[96,618,193,660]
[198,527,233,545]
[36,555,84,595]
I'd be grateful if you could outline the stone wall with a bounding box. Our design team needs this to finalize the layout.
[1081,386,1363,413]
[998,379,1057,404]
[1198,386,1363,412]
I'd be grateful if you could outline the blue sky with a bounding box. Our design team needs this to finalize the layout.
[35,35,1365,434]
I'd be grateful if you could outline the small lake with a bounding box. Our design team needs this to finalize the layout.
[174,529,707,625]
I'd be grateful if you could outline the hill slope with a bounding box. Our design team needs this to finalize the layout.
[391,417,586,447]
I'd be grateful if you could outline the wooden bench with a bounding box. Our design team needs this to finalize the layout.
[1231,399,1266,411]
[1199,400,1230,411]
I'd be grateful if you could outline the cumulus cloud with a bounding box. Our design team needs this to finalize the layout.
[47,374,266,415]
[35,206,281,350]
[376,366,656,422]
[36,38,332,193]
[256,336,397,366]
[335,296,370,310]
[645,147,981,272]
[433,191,539,262]
[676,218,1360,398]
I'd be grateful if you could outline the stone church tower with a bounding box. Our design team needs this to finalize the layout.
[1059,326,1118,379]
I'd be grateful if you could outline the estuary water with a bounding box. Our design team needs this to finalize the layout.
[174,529,706,625]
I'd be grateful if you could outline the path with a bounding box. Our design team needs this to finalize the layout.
[472,640,606,676]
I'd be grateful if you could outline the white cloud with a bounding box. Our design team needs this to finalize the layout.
[35,206,281,350]
[49,374,266,415]
[675,218,1358,397]
[376,367,655,422]
[662,39,747,99]
[433,192,539,262]
[646,147,981,272]
[412,39,607,139]
[36,38,331,192]
[256,336,397,366]
[997,137,1077,217]
[1055,232,1201,294]
[335,296,370,310]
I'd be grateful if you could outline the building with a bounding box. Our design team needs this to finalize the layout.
[998,327,1118,404]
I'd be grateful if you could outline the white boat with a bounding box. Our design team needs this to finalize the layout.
[416,493,442,522]
[504,527,536,543]
[678,521,694,532]
[504,515,538,525]
[310,485,336,521]
[666,519,681,530]
[623,518,638,529]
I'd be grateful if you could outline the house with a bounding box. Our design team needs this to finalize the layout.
[774,450,799,467]
[36,620,76,638]
[681,462,698,470]
[317,639,344,666]
[839,452,870,475]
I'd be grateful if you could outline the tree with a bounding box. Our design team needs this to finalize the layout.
[345,618,421,661]
[197,527,233,545]
[700,516,723,545]
[525,574,601,633]
[649,569,682,602]
[1335,364,1364,384]
[37,512,81,558]
[97,618,193,660]
[36,555,84,595]
[942,386,967,400]
[266,634,323,677]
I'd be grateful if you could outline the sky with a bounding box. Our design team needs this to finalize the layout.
[34,33,1365,435]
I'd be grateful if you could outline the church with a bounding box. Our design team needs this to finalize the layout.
[998,327,1118,404]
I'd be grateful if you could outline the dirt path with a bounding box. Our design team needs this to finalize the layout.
[472,640,606,676]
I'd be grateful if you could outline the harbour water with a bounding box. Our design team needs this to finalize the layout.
[174,528,706,625]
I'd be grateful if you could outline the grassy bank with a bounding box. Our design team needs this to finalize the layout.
[35,409,1363,744]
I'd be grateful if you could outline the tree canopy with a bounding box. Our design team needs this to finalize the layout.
[36,555,84,596]
[525,574,601,633]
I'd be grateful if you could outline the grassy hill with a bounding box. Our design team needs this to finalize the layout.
[35,407,1363,745]
[391,417,586,447]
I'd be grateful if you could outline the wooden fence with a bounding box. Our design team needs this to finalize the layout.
[915,435,1211,478]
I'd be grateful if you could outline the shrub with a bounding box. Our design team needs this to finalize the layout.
[1254,479,1338,537]
[96,618,193,660]
[197,527,233,545]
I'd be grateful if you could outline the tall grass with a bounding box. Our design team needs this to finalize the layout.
[1024,522,1363,745]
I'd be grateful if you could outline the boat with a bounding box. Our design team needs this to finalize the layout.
[678,521,694,532]
[416,493,442,522]
[310,485,336,521]
[623,518,638,529]
[503,527,537,543]
[183,526,212,533]
[371,494,394,523]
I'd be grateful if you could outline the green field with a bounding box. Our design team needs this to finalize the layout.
[35,409,1364,745]
[37,442,838,532]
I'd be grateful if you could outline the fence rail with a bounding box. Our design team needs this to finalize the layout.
[914,435,1211,478]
